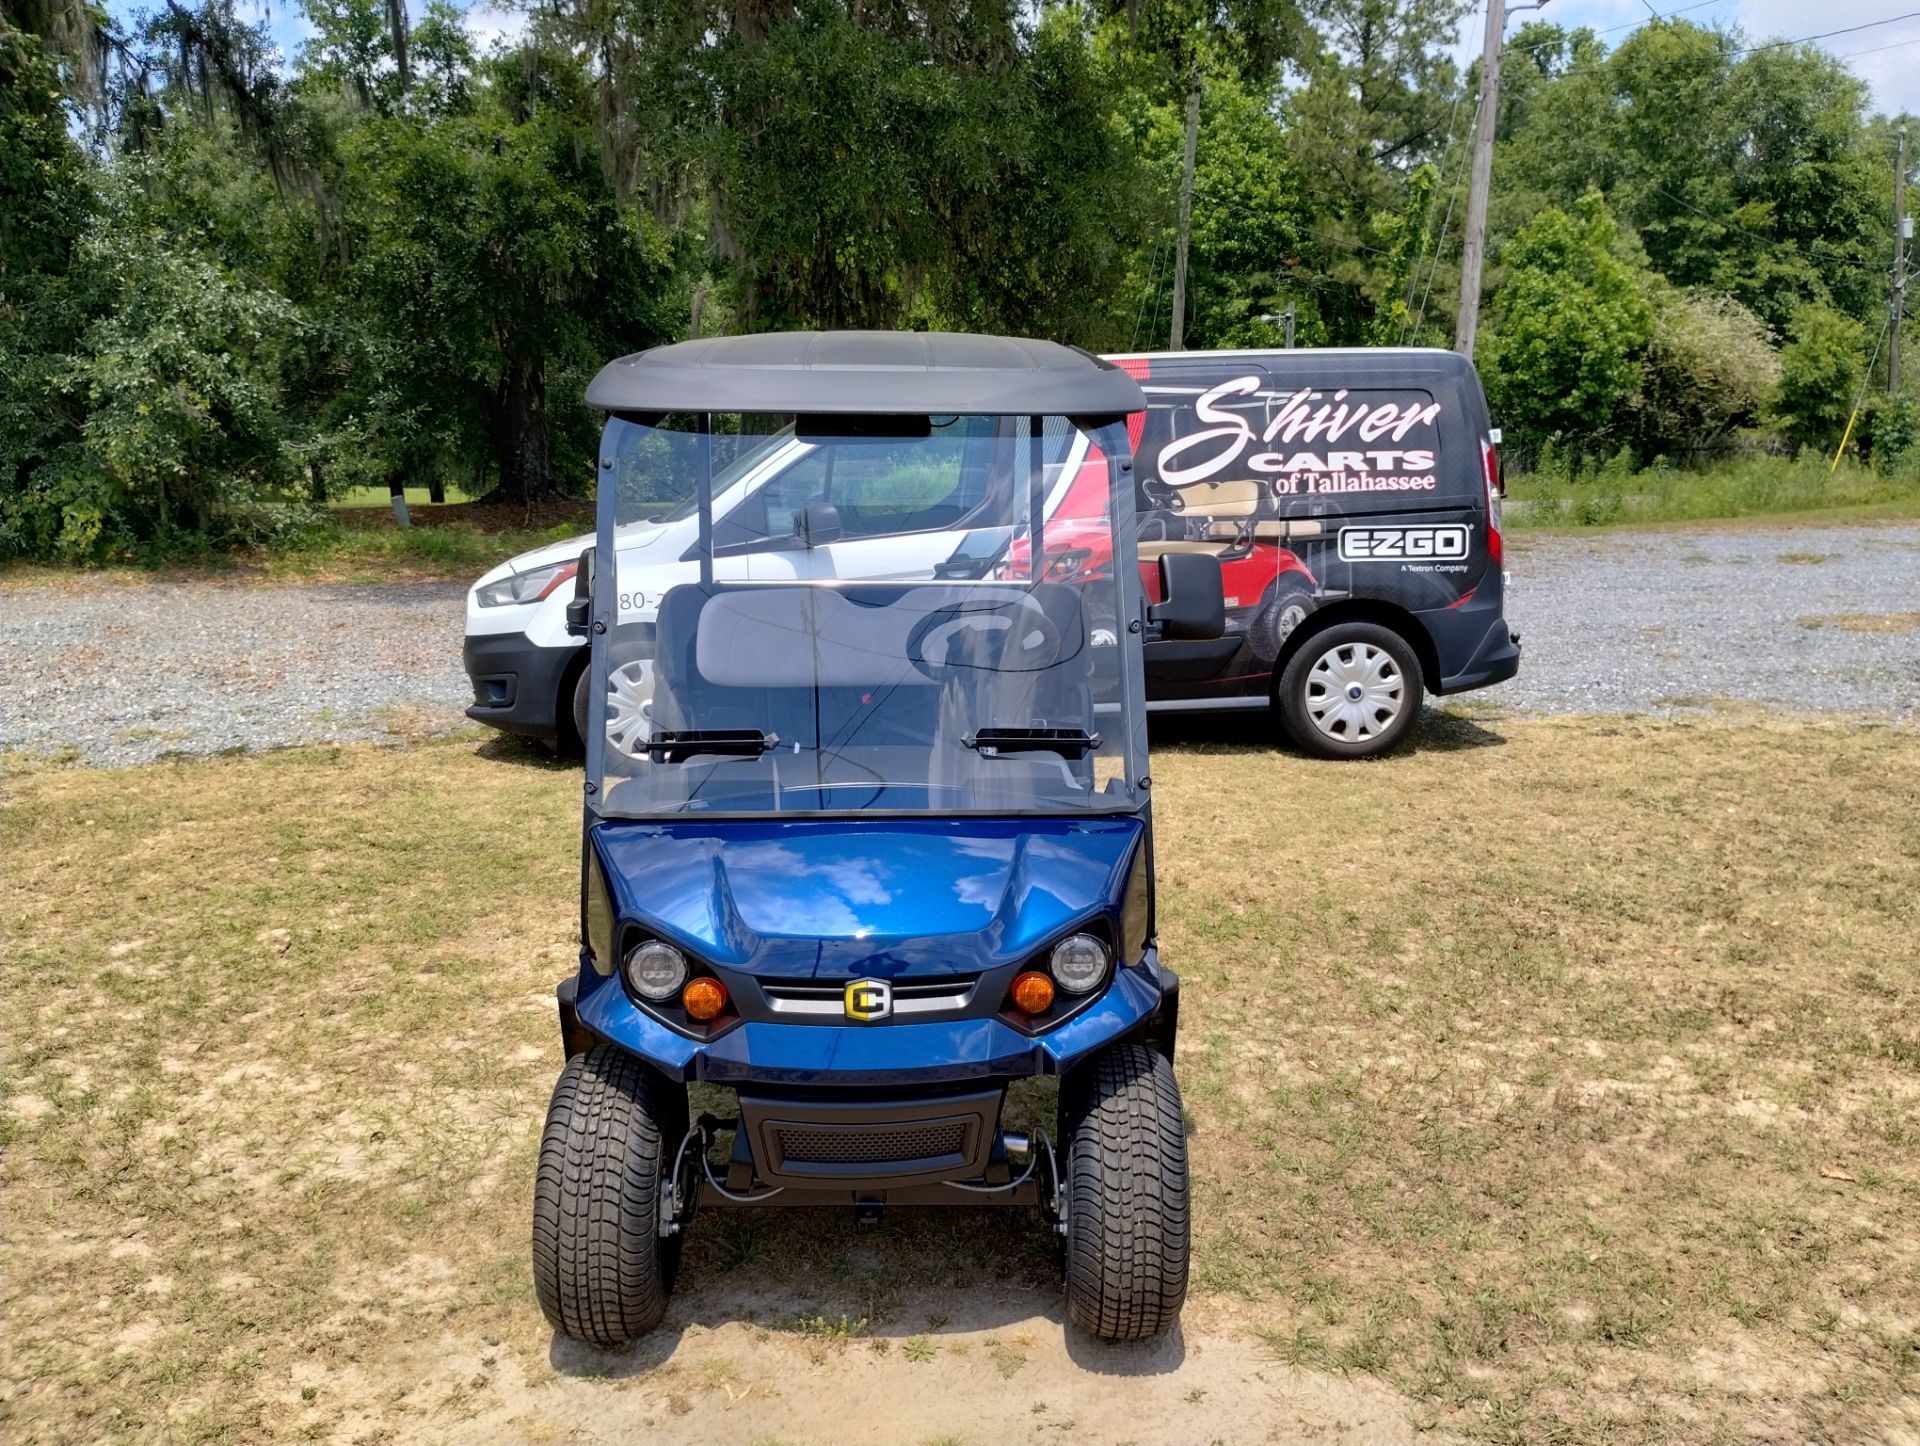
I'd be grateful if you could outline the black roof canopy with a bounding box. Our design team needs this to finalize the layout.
[585,331,1146,418]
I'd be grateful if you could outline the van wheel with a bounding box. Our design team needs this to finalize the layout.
[1060,1043,1190,1342]
[1248,582,1315,663]
[560,662,590,758]
[532,1046,686,1346]
[1277,622,1423,759]
[573,653,656,761]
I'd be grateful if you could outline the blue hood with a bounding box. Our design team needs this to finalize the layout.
[590,815,1146,979]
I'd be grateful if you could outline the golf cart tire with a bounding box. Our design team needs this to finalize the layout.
[1276,620,1424,760]
[1061,1043,1190,1342]
[532,1046,685,1345]
[1248,582,1315,664]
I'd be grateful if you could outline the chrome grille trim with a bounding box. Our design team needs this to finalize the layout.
[759,976,979,1017]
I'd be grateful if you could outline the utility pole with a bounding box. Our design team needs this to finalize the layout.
[1283,302,1296,348]
[1170,83,1200,351]
[1454,0,1506,358]
[1893,124,1908,397]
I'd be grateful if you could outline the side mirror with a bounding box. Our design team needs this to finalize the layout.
[564,547,595,637]
[795,501,842,549]
[1148,551,1225,640]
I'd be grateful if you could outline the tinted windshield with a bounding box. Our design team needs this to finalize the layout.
[591,413,1143,818]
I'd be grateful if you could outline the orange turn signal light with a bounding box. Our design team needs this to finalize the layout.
[1009,971,1055,1015]
[682,977,728,1021]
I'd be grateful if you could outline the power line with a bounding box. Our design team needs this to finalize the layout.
[1130,238,1165,353]
[1406,86,1473,343]
[1833,34,1920,60]
[1729,11,1920,58]
[1505,0,1727,59]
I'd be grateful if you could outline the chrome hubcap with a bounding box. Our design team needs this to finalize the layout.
[604,660,654,758]
[1304,642,1404,742]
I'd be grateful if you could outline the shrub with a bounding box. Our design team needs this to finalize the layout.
[1627,288,1779,462]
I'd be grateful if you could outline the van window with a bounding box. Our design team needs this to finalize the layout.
[709,414,1019,552]
[831,415,997,538]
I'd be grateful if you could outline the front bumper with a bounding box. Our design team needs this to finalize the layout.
[558,953,1174,1088]
[461,632,579,740]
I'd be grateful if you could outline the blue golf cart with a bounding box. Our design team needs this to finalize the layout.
[534,332,1224,1344]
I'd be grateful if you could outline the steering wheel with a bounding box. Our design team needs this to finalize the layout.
[907,598,1062,681]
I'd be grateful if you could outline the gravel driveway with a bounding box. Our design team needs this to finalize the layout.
[1502,523,1919,719]
[4,522,1915,767]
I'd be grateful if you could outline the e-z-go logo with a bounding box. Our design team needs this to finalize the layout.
[1338,525,1470,562]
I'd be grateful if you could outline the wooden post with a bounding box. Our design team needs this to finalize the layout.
[1892,124,1908,397]
[1454,0,1506,360]
[1170,83,1200,352]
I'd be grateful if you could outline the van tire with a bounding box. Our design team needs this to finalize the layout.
[1277,622,1423,759]
[1060,1043,1190,1342]
[532,1046,686,1346]
[563,662,590,758]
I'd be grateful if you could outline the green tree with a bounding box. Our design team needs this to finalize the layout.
[43,169,305,557]
[1772,303,1865,456]
[1367,162,1435,346]
[1480,191,1653,455]
[1110,52,1309,350]
[342,56,680,499]
[1494,20,1885,333]
[1,23,99,555]
[1282,0,1470,343]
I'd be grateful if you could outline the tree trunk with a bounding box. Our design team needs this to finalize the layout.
[309,459,326,505]
[488,353,557,502]
[427,475,446,504]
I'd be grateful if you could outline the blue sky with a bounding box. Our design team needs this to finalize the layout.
[1451,0,1920,115]
[110,0,1920,117]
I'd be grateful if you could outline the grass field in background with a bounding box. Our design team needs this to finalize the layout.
[1505,456,1920,530]
[328,483,486,509]
[4,715,1916,1444]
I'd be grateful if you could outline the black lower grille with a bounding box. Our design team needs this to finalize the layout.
[775,1122,968,1166]
[739,1088,1001,1186]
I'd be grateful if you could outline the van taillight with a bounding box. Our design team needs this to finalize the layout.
[1481,437,1503,564]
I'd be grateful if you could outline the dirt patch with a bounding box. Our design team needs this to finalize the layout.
[1796,611,1920,634]
[241,1291,1420,1445]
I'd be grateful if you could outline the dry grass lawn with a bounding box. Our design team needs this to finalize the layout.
[3,715,1917,1445]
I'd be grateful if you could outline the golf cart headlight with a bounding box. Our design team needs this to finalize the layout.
[623,940,687,1001]
[1048,933,1109,994]
[476,560,576,608]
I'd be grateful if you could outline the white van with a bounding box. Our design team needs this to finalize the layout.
[464,415,1096,750]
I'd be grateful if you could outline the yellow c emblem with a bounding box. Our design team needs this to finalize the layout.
[844,979,893,1021]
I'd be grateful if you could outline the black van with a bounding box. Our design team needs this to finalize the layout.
[1108,347,1520,758]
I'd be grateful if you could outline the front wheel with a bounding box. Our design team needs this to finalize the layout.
[1276,622,1424,759]
[572,652,656,761]
[532,1046,686,1346]
[1060,1043,1190,1342]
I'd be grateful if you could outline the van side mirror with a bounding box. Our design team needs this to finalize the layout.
[1148,551,1225,640]
[564,547,595,637]
[795,501,842,549]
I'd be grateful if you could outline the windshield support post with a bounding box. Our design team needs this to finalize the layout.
[695,412,714,588]
[1027,414,1045,579]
